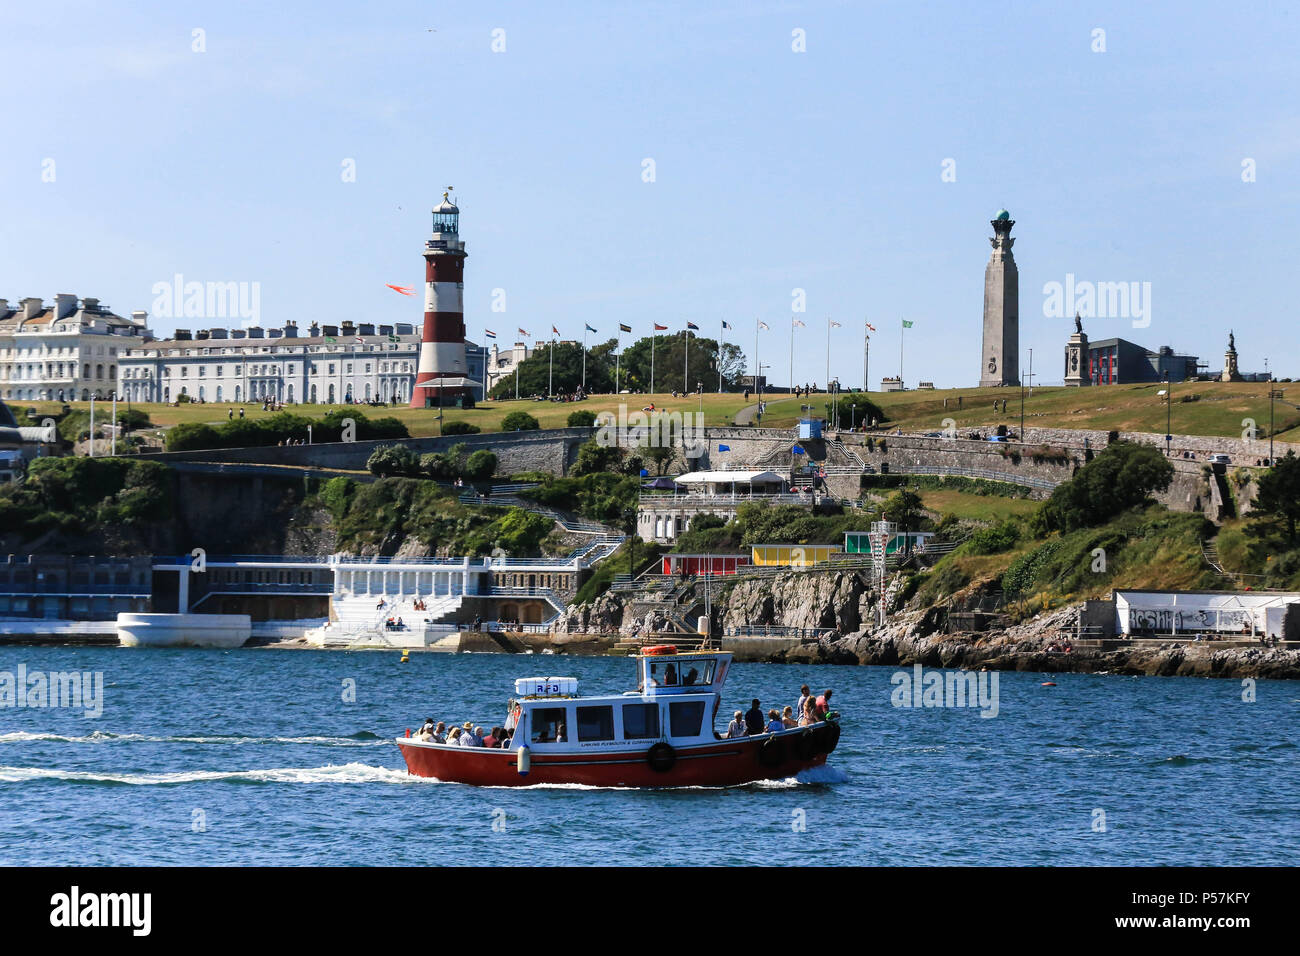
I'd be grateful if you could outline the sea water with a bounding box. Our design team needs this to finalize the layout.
[1,646,1295,865]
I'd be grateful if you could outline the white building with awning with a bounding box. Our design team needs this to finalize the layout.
[1115,589,1300,639]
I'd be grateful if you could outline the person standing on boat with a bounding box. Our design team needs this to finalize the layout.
[744,699,765,735]
[504,699,520,735]
[726,710,746,738]
[815,689,833,720]
[795,684,812,720]
[799,697,817,727]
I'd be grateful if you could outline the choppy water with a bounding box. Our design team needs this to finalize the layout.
[1,646,1296,865]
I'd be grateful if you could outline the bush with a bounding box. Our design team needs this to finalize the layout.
[968,520,1021,555]
[442,421,481,436]
[501,411,540,432]
[567,410,598,428]
[165,409,408,452]
[320,476,356,520]
[463,449,498,481]
[368,445,421,477]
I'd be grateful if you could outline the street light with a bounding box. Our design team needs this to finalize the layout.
[1270,387,1285,463]
[1158,371,1172,456]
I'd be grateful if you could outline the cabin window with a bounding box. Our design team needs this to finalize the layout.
[669,700,706,738]
[622,703,659,740]
[679,659,715,686]
[576,706,615,742]
[530,706,568,744]
[647,660,680,686]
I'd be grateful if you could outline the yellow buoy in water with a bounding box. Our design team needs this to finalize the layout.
[400,650,410,663]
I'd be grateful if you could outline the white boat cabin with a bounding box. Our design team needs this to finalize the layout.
[515,651,732,751]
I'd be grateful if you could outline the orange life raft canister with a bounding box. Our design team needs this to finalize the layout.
[643,644,678,656]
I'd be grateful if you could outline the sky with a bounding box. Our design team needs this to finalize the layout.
[3,0,1298,388]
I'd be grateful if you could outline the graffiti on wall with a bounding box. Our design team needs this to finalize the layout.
[1128,607,1250,632]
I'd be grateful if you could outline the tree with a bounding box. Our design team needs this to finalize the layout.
[442,421,481,435]
[1032,442,1174,534]
[1254,451,1300,543]
[463,449,498,481]
[488,339,615,398]
[824,391,886,430]
[500,410,540,431]
[572,439,623,476]
[617,332,746,393]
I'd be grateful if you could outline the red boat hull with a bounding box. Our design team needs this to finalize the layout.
[397,723,840,788]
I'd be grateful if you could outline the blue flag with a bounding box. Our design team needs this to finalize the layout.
[718,444,730,452]
[585,324,597,332]
[792,444,805,455]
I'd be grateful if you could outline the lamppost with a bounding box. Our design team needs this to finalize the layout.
[1270,386,1285,463]
[850,402,856,432]
[622,508,637,582]
[1160,371,1172,456]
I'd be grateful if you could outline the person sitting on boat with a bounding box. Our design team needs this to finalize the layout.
[765,709,784,734]
[415,725,434,742]
[459,723,481,747]
[744,699,765,735]
[781,706,799,728]
[418,717,436,738]
[726,710,746,738]
[504,699,520,734]
[432,721,447,744]
[483,727,500,748]
[554,722,566,743]
[473,726,487,746]
[799,697,817,727]
[446,726,463,745]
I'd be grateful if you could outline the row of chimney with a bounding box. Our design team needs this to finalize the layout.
[170,321,416,342]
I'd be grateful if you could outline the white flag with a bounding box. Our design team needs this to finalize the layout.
[830,320,842,328]
[758,321,770,330]
[793,319,806,328]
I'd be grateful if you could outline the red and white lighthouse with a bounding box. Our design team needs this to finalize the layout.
[410,190,468,407]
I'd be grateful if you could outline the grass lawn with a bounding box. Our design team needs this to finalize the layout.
[915,489,1041,523]
[10,380,1297,442]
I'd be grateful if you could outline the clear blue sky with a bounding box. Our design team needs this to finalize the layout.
[3,0,1297,388]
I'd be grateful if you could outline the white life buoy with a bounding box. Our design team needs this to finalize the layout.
[516,744,531,776]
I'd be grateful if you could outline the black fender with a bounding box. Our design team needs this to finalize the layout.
[647,741,676,773]
[793,728,818,761]
[758,735,787,767]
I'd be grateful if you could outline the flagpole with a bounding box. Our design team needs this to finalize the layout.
[899,317,904,388]
[789,317,795,396]
[548,330,554,398]
[582,326,587,393]
[651,331,656,394]
[684,326,689,393]
[718,320,724,393]
[826,317,831,394]
[615,330,621,394]
[863,318,869,392]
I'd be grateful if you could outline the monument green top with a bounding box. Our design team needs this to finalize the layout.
[994,209,1011,220]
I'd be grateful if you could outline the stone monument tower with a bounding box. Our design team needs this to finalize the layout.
[1221,330,1242,382]
[980,209,1019,387]
[1064,313,1090,386]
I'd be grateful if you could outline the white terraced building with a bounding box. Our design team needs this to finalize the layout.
[118,321,490,405]
[0,295,151,401]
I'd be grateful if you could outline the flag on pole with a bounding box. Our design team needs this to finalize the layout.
[619,323,632,333]
[722,320,731,330]
[902,320,914,328]
[585,324,597,333]
[484,329,497,339]
[758,321,770,330]
[324,335,337,343]
[654,323,668,331]
[866,322,876,332]
[354,335,364,344]
[388,333,399,342]
[518,328,530,337]
[385,284,415,296]
[718,443,730,451]
[551,325,559,335]
[830,320,842,328]
[793,319,806,327]
[686,321,699,330]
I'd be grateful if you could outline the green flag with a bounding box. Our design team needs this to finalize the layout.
[901,320,914,328]
[324,335,337,343]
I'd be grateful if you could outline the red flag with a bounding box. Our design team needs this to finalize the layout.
[386,284,415,296]
[654,323,668,331]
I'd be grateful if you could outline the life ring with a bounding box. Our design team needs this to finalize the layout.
[647,741,676,773]
[643,645,678,656]
[793,729,818,761]
[758,736,786,767]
